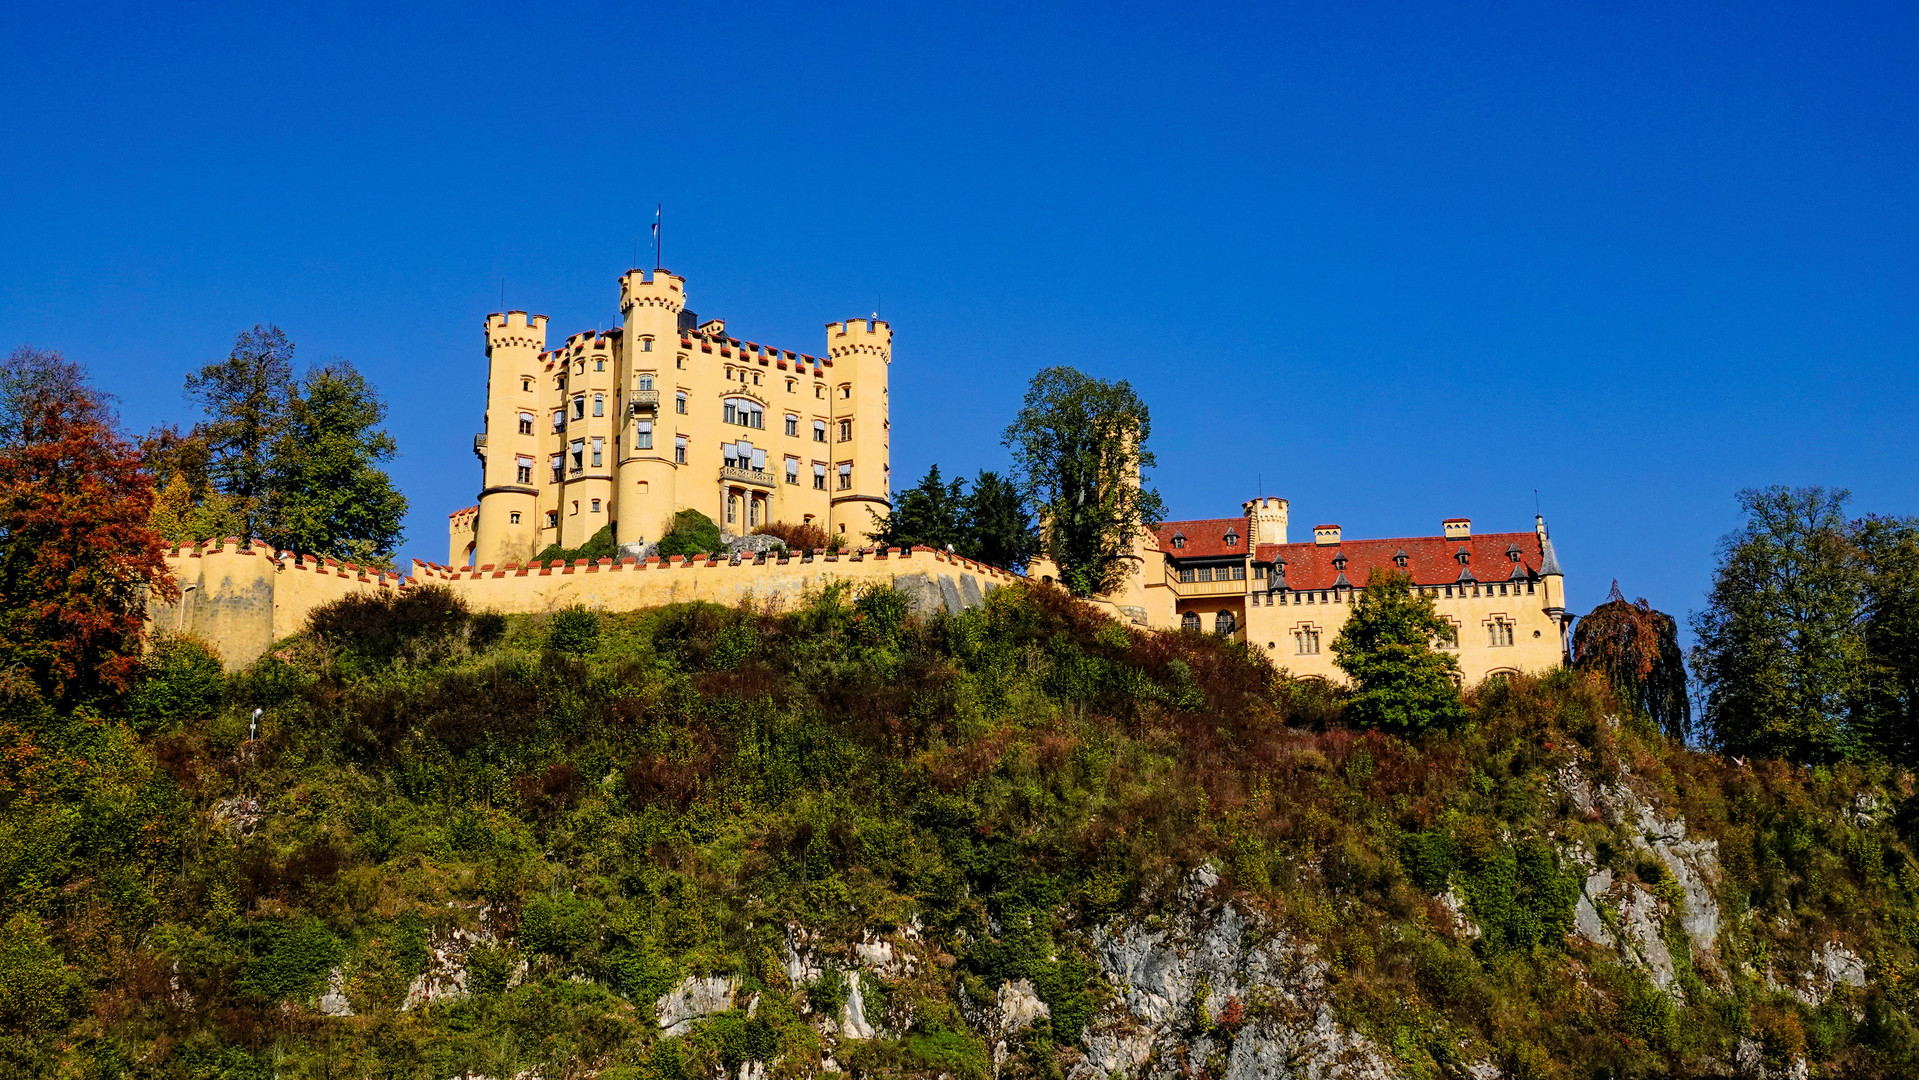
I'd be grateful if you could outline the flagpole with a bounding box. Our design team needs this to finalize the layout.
[653,204,662,270]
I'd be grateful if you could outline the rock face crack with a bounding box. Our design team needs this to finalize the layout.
[1074,868,1397,1080]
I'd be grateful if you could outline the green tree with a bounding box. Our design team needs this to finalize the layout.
[1691,487,1867,763]
[1003,367,1165,597]
[185,325,295,538]
[869,465,967,551]
[259,361,407,563]
[1572,581,1690,740]
[963,469,1040,572]
[1855,514,1919,763]
[1331,569,1465,733]
[141,424,245,544]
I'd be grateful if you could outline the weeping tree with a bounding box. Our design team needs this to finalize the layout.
[1572,581,1690,740]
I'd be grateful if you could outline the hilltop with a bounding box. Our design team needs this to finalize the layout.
[4,581,1917,1079]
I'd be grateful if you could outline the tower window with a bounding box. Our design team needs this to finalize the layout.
[591,437,603,468]
[572,397,585,420]
[550,454,562,483]
[785,414,799,437]
[813,462,827,490]
[675,355,685,369]
[839,384,851,399]
[518,412,533,435]
[571,500,579,516]
[816,385,824,399]
[838,419,852,442]
[837,462,852,490]
[674,436,687,464]
[639,374,654,391]
[641,337,653,352]
[593,394,604,416]
[785,456,799,485]
[595,360,605,372]
[521,378,532,392]
[591,498,601,513]
[546,510,559,528]
[551,410,564,432]
[509,511,521,525]
[515,456,532,484]
[786,378,796,393]
[813,420,827,443]
[635,421,652,450]
[570,440,584,472]
[675,392,687,414]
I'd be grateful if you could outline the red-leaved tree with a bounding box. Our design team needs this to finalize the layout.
[0,347,175,705]
[1571,580,1690,741]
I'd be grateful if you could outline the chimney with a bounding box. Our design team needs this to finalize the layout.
[1313,524,1342,546]
[1443,518,1471,540]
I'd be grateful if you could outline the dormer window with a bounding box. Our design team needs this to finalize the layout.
[1223,528,1239,547]
[1507,544,1523,563]
[1393,548,1409,569]
[1455,547,1471,565]
[1171,532,1186,550]
[1332,553,1347,572]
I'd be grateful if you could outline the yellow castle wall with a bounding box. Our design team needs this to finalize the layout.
[153,541,1015,671]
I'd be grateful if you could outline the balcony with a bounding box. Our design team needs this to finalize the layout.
[720,466,776,488]
[629,390,660,411]
[1166,569,1249,598]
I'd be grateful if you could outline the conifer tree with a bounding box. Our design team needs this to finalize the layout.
[868,465,967,551]
[185,325,295,538]
[963,469,1040,572]
[1331,569,1465,732]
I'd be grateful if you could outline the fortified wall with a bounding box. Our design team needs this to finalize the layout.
[151,539,1017,670]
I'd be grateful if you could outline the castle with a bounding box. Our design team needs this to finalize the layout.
[449,269,892,568]
[154,268,1570,686]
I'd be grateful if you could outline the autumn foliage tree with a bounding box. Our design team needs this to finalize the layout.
[0,347,174,705]
[1572,581,1690,740]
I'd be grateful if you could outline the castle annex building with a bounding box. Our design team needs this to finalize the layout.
[451,270,891,567]
[1100,499,1569,685]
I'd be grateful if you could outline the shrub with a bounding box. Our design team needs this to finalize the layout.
[307,584,474,665]
[756,520,832,553]
[808,966,849,1016]
[125,633,224,732]
[532,523,619,566]
[656,509,723,558]
[237,916,344,1001]
[852,583,910,644]
[469,611,508,651]
[546,605,600,654]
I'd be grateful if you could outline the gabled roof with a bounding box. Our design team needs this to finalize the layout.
[1252,531,1548,591]
[1154,517,1250,559]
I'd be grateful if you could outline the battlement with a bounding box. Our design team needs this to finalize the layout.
[826,318,892,361]
[485,311,548,353]
[619,269,687,314]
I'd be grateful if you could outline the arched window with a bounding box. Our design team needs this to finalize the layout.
[1181,612,1201,632]
[1214,610,1237,635]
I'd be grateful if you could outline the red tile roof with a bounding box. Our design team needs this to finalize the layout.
[1252,532,1545,590]
[1155,517,1251,559]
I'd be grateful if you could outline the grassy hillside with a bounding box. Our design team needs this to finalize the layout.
[4,582,1918,1079]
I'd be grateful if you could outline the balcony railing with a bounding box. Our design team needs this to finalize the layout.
[1166,571,1249,598]
[720,466,775,487]
[630,390,660,411]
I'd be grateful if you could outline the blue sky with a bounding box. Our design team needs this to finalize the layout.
[4,1,1915,631]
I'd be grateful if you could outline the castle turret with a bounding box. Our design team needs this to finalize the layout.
[616,270,687,554]
[824,317,892,540]
[473,311,547,566]
[1242,497,1289,547]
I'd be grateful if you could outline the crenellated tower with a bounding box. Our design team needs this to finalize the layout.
[473,311,548,566]
[824,317,892,538]
[616,269,687,554]
[1243,497,1290,547]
